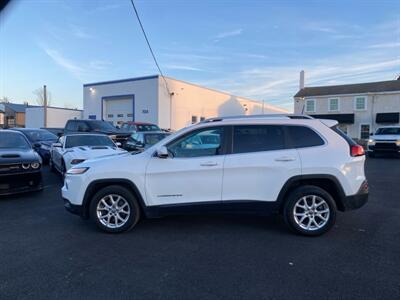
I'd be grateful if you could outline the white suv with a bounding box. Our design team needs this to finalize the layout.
[62,115,368,236]
[367,126,400,157]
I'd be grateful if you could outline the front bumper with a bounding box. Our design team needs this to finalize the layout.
[0,171,43,196]
[368,143,400,153]
[341,180,369,211]
[64,198,85,217]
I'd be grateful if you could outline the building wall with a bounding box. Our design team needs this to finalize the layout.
[294,92,400,139]
[160,77,288,130]
[0,112,4,127]
[26,107,82,128]
[83,77,159,125]
[15,112,25,127]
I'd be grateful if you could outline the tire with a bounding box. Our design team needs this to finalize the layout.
[283,185,337,236]
[89,185,141,233]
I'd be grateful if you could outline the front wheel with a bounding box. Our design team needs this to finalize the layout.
[283,186,337,236]
[90,185,141,233]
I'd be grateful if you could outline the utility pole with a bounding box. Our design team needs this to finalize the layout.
[43,85,47,128]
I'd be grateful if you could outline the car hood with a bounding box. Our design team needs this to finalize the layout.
[92,129,130,136]
[0,148,41,164]
[68,146,127,159]
[371,134,400,141]
[77,148,147,168]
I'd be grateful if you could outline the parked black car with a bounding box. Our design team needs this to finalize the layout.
[64,120,131,145]
[41,127,64,137]
[124,131,170,152]
[0,130,43,196]
[11,128,58,163]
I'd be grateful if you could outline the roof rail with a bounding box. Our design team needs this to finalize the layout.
[202,114,314,123]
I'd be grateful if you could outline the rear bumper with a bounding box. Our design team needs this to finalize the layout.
[341,180,369,211]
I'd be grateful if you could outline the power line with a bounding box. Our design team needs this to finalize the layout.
[129,0,171,95]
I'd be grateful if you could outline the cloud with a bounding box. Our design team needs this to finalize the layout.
[368,42,400,49]
[39,44,112,81]
[305,22,338,34]
[216,29,243,39]
[69,24,94,39]
[164,64,204,71]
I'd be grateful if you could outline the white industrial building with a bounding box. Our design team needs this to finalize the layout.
[25,106,82,128]
[83,75,287,130]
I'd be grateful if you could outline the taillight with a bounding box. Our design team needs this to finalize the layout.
[351,145,365,157]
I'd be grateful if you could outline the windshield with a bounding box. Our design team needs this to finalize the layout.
[23,130,57,142]
[0,132,30,149]
[137,124,161,132]
[65,135,115,148]
[89,121,116,131]
[144,133,169,145]
[375,127,400,135]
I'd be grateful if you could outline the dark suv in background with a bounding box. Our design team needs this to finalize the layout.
[64,120,131,144]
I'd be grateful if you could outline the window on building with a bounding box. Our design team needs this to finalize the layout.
[285,126,325,148]
[305,99,316,113]
[354,96,367,110]
[117,114,123,118]
[107,114,114,118]
[200,117,206,122]
[127,113,133,118]
[360,124,370,139]
[232,125,285,154]
[191,116,198,124]
[329,98,339,111]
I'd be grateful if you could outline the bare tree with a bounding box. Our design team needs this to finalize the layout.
[33,87,52,106]
[0,96,10,103]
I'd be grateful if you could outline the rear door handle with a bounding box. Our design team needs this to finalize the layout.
[200,161,218,167]
[274,156,296,162]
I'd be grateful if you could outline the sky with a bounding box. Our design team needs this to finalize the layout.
[0,0,399,111]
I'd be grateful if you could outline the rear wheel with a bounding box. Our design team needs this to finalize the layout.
[90,185,141,233]
[283,185,337,236]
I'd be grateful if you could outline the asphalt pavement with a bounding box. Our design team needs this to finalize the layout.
[0,157,399,299]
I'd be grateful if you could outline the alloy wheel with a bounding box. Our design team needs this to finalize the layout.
[293,195,330,231]
[96,194,131,229]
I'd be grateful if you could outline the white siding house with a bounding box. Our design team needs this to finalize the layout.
[294,73,400,140]
[83,75,288,130]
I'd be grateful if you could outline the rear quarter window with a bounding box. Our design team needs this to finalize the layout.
[285,126,325,148]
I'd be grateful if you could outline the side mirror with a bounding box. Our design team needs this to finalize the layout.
[115,142,122,147]
[53,143,62,148]
[33,143,41,148]
[156,146,169,158]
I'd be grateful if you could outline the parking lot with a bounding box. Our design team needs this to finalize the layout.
[0,157,399,299]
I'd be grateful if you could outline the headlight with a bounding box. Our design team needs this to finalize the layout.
[368,139,375,145]
[67,167,89,175]
[110,135,117,140]
[31,162,40,169]
[22,163,30,170]
[396,140,400,146]
[71,159,86,165]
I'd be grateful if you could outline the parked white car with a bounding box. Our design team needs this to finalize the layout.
[367,126,400,157]
[62,114,368,236]
[50,134,126,176]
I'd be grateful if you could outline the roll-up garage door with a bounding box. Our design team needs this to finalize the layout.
[103,96,134,126]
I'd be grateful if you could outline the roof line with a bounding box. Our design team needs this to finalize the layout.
[83,75,159,87]
[300,79,400,90]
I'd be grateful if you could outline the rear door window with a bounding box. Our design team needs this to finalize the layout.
[232,125,285,154]
[285,126,325,148]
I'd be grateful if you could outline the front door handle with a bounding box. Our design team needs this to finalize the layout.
[200,161,218,167]
[275,156,296,162]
